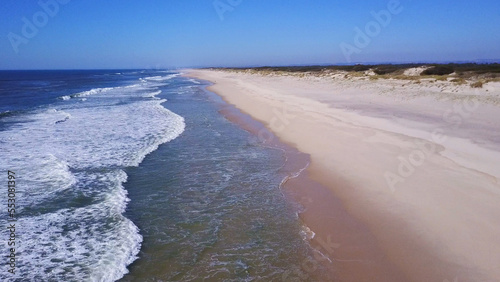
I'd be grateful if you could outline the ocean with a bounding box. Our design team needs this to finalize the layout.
[0,70,330,281]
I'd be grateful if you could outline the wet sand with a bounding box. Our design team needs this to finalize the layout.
[185,69,500,281]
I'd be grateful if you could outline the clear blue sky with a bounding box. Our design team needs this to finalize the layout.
[1,0,499,69]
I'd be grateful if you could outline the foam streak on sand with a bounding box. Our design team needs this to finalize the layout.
[187,69,500,281]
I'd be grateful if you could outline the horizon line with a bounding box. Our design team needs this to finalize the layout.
[1,59,499,71]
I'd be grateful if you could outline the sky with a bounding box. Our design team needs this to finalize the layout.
[1,0,499,69]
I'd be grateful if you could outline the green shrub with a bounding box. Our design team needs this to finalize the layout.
[373,65,399,75]
[352,65,371,72]
[421,66,454,76]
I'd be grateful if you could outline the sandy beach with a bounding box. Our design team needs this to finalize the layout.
[187,69,500,281]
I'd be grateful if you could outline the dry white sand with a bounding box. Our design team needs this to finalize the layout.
[187,69,500,281]
[403,66,429,76]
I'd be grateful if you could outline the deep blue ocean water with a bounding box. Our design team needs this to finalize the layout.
[0,70,329,281]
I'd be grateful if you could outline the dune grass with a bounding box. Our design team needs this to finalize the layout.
[213,63,500,87]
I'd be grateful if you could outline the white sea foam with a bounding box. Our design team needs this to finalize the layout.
[187,78,201,84]
[0,72,185,281]
[58,87,115,100]
[144,73,180,81]
[2,85,184,170]
[2,170,142,281]
[71,87,114,98]
[125,83,141,88]
[143,90,162,98]
[299,225,316,240]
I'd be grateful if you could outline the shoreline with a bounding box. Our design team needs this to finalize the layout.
[185,69,500,281]
[124,74,332,281]
[188,76,409,281]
